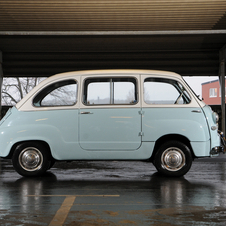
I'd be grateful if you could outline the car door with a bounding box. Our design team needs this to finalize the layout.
[79,74,142,150]
[140,74,208,143]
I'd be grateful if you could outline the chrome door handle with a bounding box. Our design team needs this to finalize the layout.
[192,110,201,113]
[80,111,93,114]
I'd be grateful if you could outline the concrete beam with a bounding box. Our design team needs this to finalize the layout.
[219,46,226,134]
[0,30,226,36]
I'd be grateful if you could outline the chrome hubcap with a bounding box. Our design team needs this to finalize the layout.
[19,147,43,171]
[161,147,185,171]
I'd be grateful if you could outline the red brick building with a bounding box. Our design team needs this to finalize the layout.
[202,79,225,105]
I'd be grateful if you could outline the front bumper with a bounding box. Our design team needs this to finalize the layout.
[210,131,226,155]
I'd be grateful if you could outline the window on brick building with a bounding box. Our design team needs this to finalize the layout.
[209,88,217,97]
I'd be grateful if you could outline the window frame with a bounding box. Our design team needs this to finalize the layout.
[82,76,138,106]
[209,88,217,98]
[32,79,78,108]
[143,77,191,105]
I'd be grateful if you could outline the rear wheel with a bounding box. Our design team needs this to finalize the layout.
[154,140,193,177]
[12,142,51,177]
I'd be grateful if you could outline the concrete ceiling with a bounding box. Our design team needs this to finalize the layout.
[0,0,226,77]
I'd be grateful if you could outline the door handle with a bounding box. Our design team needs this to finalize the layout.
[80,111,93,114]
[191,110,201,113]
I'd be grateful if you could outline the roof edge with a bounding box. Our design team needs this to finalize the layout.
[1,30,226,36]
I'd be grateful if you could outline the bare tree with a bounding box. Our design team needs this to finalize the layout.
[2,77,45,105]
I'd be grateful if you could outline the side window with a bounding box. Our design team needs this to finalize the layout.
[144,78,191,105]
[83,77,137,105]
[33,80,77,107]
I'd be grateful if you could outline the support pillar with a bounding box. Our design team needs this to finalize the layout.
[219,46,226,134]
[0,51,3,119]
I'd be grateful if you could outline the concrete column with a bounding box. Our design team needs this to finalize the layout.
[219,46,226,134]
[0,51,3,119]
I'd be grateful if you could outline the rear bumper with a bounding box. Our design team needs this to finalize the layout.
[210,131,226,155]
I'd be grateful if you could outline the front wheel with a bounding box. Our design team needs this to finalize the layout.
[12,142,51,177]
[154,141,193,177]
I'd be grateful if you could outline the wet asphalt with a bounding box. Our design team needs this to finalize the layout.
[0,154,226,226]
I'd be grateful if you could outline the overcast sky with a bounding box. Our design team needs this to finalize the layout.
[183,76,218,98]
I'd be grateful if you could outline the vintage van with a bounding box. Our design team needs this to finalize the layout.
[0,70,224,177]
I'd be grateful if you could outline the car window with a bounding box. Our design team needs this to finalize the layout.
[33,80,77,107]
[83,77,137,105]
[144,78,191,105]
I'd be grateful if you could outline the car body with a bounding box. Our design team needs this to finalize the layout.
[0,69,224,177]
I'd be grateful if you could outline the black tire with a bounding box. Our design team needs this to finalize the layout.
[12,142,51,177]
[48,158,56,169]
[153,140,193,177]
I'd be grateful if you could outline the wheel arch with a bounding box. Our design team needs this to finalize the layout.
[7,140,53,160]
[150,134,195,161]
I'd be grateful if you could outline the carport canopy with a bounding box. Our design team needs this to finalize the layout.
[0,0,226,130]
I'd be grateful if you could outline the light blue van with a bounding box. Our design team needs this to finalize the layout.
[0,70,225,177]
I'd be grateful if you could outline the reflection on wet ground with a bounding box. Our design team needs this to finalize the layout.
[0,154,226,225]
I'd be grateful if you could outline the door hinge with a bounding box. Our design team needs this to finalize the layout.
[139,132,144,136]
[139,110,144,115]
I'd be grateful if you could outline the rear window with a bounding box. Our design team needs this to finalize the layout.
[33,80,77,107]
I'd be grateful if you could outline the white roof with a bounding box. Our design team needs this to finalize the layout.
[51,69,181,78]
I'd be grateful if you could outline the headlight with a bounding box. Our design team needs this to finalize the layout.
[212,112,219,124]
